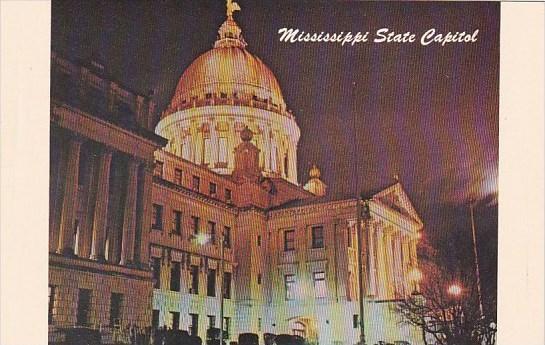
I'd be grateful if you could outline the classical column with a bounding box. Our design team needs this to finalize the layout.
[78,151,98,258]
[375,228,388,299]
[56,137,83,255]
[401,235,411,294]
[367,223,377,297]
[138,162,154,267]
[392,232,404,297]
[49,133,67,253]
[210,122,218,167]
[90,148,113,261]
[120,159,139,266]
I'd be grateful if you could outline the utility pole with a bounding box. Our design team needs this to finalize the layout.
[219,230,225,344]
[356,198,369,345]
[352,80,367,345]
[469,201,484,318]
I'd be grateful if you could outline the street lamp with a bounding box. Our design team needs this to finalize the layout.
[190,231,226,344]
[447,284,463,297]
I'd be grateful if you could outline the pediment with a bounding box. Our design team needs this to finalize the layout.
[373,182,423,225]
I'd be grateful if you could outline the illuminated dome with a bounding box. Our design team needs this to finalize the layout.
[156,10,300,184]
[165,15,288,116]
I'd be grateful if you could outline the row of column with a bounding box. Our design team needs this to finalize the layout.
[364,223,418,299]
[51,136,153,267]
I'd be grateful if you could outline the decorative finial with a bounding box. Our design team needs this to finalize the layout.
[393,174,400,182]
[240,126,253,142]
[309,164,321,179]
[226,0,241,18]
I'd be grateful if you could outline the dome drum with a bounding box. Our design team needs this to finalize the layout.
[157,14,301,185]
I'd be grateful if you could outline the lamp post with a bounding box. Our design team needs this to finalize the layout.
[355,197,369,345]
[219,229,225,345]
[469,201,484,319]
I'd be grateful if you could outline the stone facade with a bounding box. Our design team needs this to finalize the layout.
[49,10,426,345]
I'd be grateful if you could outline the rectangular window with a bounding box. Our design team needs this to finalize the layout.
[313,271,327,298]
[284,229,295,251]
[207,269,217,297]
[76,289,91,326]
[172,210,182,235]
[190,265,199,294]
[209,182,217,196]
[174,168,183,185]
[170,262,181,292]
[48,286,55,324]
[171,311,180,330]
[257,273,262,285]
[110,293,123,326]
[218,137,228,163]
[192,176,200,192]
[154,161,164,177]
[257,235,261,247]
[207,221,216,244]
[192,216,200,235]
[152,257,161,289]
[284,274,296,300]
[353,314,359,329]
[223,317,231,339]
[208,315,216,330]
[311,225,325,249]
[224,226,231,248]
[189,313,199,336]
[225,188,232,202]
[223,272,232,299]
[152,204,163,230]
[152,310,160,329]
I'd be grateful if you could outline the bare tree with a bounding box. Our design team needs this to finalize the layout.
[395,264,496,345]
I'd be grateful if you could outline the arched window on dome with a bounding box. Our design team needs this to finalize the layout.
[284,151,289,178]
[271,144,277,173]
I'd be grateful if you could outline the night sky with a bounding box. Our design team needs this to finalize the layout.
[51,1,499,293]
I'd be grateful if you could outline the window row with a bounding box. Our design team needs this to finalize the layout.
[154,161,233,202]
[283,226,325,251]
[284,271,327,300]
[48,286,123,327]
[151,258,232,299]
[152,205,231,246]
[152,310,231,339]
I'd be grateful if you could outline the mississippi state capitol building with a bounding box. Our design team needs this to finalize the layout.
[48,7,425,345]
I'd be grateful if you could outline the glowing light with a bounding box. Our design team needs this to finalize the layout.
[191,233,211,246]
[447,283,463,297]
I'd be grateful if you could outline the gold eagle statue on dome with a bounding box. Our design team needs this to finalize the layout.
[226,0,241,17]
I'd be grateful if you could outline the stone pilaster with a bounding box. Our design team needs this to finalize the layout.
[90,148,113,261]
[57,137,83,255]
[120,159,139,266]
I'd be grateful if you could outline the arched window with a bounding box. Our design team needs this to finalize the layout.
[292,321,306,337]
[284,151,289,177]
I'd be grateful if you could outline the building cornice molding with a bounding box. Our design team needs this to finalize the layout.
[153,177,238,214]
